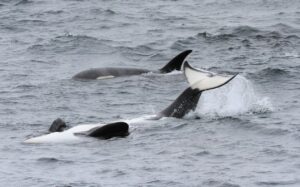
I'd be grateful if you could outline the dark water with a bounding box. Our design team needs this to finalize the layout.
[1,0,300,186]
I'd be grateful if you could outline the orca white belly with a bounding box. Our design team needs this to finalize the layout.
[24,124,102,144]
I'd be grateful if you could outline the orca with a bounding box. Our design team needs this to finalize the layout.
[24,61,237,143]
[24,121,129,143]
[72,50,192,80]
[154,61,238,119]
[48,117,129,139]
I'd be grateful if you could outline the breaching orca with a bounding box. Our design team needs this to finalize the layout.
[24,61,237,143]
[154,61,238,119]
[72,50,192,80]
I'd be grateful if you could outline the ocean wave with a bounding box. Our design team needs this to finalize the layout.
[53,33,99,43]
[17,19,47,26]
[33,10,64,17]
[15,0,32,6]
[89,7,117,16]
[104,9,116,15]
[256,179,300,186]
[116,44,156,60]
[230,25,260,36]
[194,25,299,43]
[262,126,293,138]
[248,64,298,83]
[285,34,300,40]
[14,84,38,90]
[271,23,300,34]
[27,33,113,54]
[37,157,74,164]
[117,45,155,55]
[45,10,64,15]
[0,25,27,33]
[257,67,289,77]
[202,179,240,187]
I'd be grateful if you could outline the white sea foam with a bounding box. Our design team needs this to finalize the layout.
[195,75,273,118]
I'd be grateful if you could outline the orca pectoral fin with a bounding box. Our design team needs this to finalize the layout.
[76,122,129,139]
[159,50,192,73]
[183,61,238,91]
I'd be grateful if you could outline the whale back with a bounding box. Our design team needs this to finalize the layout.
[73,68,149,80]
[73,50,192,80]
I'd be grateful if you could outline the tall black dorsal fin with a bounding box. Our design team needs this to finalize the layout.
[159,50,192,73]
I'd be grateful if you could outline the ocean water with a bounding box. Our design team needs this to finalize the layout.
[0,0,300,186]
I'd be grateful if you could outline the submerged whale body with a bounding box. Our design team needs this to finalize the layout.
[72,50,192,80]
[24,61,238,144]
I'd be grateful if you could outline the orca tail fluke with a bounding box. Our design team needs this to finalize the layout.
[183,61,238,91]
[159,50,192,73]
[157,61,238,119]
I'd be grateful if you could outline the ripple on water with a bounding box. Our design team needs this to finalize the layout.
[256,179,300,186]
[36,157,74,164]
[177,25,300,53]
[202,179,241,187]
[27,34,114,54]
[15,0,33,6]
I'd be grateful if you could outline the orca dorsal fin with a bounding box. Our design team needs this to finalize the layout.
[183,61,238,91]
[159,50,192,73]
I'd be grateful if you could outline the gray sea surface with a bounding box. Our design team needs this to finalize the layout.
[0,0,300,186]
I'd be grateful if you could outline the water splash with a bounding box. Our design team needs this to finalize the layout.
[195,75,273,118]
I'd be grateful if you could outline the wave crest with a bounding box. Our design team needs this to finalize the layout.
[28,33,113,54]
[194,25,299,42]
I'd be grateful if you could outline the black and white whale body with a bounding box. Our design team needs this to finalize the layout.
[24,121,129,143]
[72,50,192,80]
[47,118,129,139]
[155,61,238,119]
